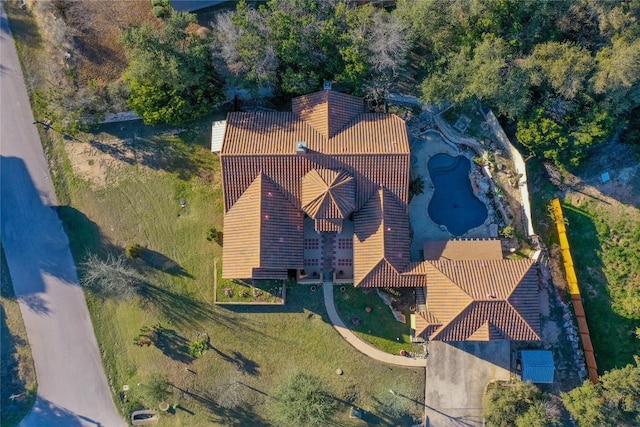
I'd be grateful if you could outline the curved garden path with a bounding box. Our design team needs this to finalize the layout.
[322,282,427,367]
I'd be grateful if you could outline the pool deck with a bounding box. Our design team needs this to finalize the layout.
[409,130,495,260]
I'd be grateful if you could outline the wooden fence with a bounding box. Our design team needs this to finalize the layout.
[551,198,599,383]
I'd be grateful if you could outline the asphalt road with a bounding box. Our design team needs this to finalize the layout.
[0,4,124,426]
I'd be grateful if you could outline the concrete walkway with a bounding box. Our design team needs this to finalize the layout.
[0,4,124,426]
[322,282,427,367]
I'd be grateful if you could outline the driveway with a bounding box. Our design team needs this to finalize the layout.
[1,4,124,426]
[425,341,511,427]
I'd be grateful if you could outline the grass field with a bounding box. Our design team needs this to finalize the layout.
[49,122,425,426]
[561,201,640,372]
[527,158,640,373]
[0,246,37,427]
[335,287,422,356]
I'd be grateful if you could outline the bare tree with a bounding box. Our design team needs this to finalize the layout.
[80,253,141,299]
[212,8,279,97]
[365,10,410,102]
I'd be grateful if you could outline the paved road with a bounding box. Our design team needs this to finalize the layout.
[323,282,427,367]
[0,4,124,426]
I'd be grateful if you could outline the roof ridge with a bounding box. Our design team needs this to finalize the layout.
[505,295,541,340]
[429,300,475,340]
[506,259,536,299]
[427,260,474,300]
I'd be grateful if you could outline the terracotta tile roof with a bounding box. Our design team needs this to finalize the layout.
[412,311,442,339]
[353,188,412,287]
[423,239,503,261]
[301,169,355,232]
[222,173,303,278]
[222,92,409,156]
[221,90,410,281]
[428,259,535,300]
[429,300,540,341]
[291,90,364,138]
[220,153,410,214]
[421,259,540,341]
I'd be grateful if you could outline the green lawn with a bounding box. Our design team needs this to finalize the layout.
[334,287,422,356]
[561,201,640,372]
[1,246,37,427]
[52,124,424,426]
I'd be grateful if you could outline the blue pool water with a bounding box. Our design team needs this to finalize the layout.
[428,154,488,236]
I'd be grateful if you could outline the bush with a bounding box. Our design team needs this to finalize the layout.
[153,5,167,18]
[499,226,515,239]
[125,243,144,259]
[188,337,208,358]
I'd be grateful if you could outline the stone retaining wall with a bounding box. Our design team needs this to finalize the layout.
[483,109,535,236]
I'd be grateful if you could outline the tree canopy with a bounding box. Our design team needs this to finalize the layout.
[123,13,223,125]
[399,0,640,168]
[483,381,558,427]
[562,357,640,426]
[212,0,409,100]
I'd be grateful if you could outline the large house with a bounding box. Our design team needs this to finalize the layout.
[217,89,540,342]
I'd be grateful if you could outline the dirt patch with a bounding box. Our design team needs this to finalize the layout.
[64,138,135,189]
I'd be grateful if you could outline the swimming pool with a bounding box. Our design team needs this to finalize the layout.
[427,153,488,236]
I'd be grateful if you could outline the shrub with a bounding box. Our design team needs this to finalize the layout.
[409,175,425,201]
[188,337,208,358]
[133,324,163,347]
[153,5,167,19]
[125,243,144,259]
[270,372,336,427]
[499,226,515,239]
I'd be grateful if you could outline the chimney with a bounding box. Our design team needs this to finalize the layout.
[296,141,308,154]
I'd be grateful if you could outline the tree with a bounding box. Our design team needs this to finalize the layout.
[270,372,336,427]
[123,13,223,125]
[515,401,556,427]
[80,254,141,299]
[525,41,595,101]
[363,7,411,101]
[143,373,171,404]
[421,35,530,119]
[592,37,640,115]
[561,380,610,427]
[600,356,640,423]
[484,381,557,427]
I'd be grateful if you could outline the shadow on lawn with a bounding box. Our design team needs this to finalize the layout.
[0,304,35,427]
[170,384,267,427]
[141,249,193,278]
[563,203,640,372]
[153,326,193,364]
[86,119,214,181]
[210,347,260,376]
[138,283,238,330]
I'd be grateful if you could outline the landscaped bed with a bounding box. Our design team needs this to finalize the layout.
[214,277,288,305]
[334,286,423,356]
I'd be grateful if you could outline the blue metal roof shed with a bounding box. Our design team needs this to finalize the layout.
[521,350,555,383]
